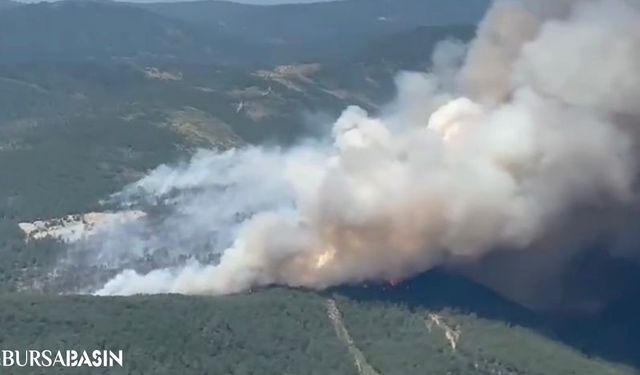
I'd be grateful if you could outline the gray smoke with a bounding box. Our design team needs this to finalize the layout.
[86,0,640,298]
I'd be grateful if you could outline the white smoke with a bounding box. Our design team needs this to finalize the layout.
[93,0,640,296]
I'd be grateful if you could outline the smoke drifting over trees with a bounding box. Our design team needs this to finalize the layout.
[85,0,640,301]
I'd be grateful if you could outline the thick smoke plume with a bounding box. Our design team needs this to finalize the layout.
[94,0,640,297]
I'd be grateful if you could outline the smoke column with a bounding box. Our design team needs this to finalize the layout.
[95,0,640,297]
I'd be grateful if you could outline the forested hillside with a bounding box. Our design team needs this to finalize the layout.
[0,288,635,375]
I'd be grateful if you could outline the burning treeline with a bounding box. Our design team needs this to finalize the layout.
[94,0,640,302]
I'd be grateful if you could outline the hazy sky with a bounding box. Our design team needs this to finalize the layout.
[120,0,338,3]
[17,0,340,4]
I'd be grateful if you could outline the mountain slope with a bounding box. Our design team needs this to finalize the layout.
[139,0,490,62]
[0,287,634,375]
[0,0,488,65]
[0,1,255,64]
[141,0,489,40]
[0,19,478,292]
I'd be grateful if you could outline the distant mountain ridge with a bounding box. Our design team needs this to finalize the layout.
[140,0,489,62]
[0,0,260,64]
[139,0,488,39]
[0,0,489,65]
